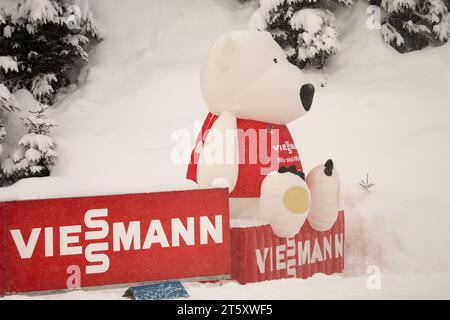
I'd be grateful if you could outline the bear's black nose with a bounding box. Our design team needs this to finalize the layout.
[300,84,315,111]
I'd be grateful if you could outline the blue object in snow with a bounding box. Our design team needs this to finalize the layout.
[124,281,190,300]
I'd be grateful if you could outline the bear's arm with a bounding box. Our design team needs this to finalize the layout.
[197,111,239,193]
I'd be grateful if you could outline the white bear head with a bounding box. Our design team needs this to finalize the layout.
[201,30,315,125]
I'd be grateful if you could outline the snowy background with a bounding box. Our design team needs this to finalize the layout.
[2,0,450,299]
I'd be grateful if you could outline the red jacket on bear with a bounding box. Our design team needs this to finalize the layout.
[187,112,303,198]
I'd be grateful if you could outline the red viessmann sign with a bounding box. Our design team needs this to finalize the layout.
[0,188,231,295]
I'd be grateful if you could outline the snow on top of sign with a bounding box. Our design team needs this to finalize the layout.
[230,218,269,228]
[0,177,200,202]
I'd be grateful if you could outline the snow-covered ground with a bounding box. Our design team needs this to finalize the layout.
[2,0,450,299]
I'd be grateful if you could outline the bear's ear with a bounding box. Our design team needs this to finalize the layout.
[211,34,236,71]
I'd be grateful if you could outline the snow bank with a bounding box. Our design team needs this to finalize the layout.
[294,2,450,276]
[0,176,199,202]
[4,273,449,300]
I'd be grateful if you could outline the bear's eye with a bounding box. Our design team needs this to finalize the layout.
[274,58,278,63]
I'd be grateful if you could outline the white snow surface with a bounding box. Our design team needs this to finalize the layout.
[2,0,450,299]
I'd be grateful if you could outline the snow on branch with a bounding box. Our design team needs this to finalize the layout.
[31,73,58,100]
[16,0,62,24]
[0,83,19,112]
[0,56,19,73]
[381,0,417,14]
[380,0,448,52]
[381,22,405,47]
[251,0,350,69]
[1,103,59,180]
[291,8,339,65]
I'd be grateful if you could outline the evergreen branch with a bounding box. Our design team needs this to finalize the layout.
[359,174,376,192]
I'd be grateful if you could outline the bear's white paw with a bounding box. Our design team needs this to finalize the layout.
[258,166,310,238]
[306,160,341,232]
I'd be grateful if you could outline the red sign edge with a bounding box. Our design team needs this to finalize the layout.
[0,202,5,296]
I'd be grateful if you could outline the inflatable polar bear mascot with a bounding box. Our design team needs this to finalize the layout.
[187,30,341,238]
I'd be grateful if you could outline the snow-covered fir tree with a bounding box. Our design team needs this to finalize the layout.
[250,0,353,69]
[0,0,100,186]
[380,0,449,53]
[421,0,449,43]
[0,0,102,104]
[1,148,27,183]
[4,103,57,181]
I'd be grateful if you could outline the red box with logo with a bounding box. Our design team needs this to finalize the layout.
[230,211,345,285]
[0,188,230,295]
